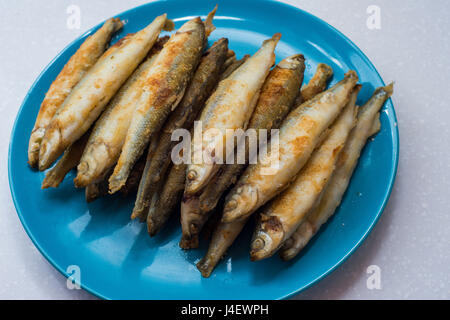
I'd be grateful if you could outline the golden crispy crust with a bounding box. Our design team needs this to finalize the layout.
[250,91,358,261]
[134,38,229,219]
[28,18,123,167]
[185,34,280,195]
[73,36,169,188]
[109,17,207,193]
[222,71,359,223]
[184,53,306,241]
[280,83,393,260]
[38,14,169,170]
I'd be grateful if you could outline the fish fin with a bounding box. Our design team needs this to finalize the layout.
[369,113,381,136]
[163,19,175,31]
[383,81,394,96]
[264,33,281,45]
[318,63,334,78]
[204,5,217,36]
[226,49,235,58]
[112,18,124,32]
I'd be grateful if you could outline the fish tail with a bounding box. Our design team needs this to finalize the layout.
[204,5,218,36]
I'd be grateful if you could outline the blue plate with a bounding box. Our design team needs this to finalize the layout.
[9,0,398,300]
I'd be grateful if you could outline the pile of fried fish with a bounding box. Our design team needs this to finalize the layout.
[28,6,393,277]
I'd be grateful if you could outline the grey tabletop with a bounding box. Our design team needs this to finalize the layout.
[1,0,449,300]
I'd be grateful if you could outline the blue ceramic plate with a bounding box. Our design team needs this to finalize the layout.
[9,0,398,300]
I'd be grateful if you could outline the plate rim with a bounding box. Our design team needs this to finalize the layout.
[8,0,399,300]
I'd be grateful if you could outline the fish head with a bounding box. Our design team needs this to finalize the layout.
[185,163,215,194]
[279,221,314,261]
[221,184,258,223]
[196,256,214,278]
[28,127,46,167]
[74,143,109,188]
[250,215,284,261]
[38,125,63,170]
[179,235,199,250]
[180,196,203,238]
[279,243,298,261]
[179,194,204,249]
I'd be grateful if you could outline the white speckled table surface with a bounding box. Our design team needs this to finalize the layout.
[1,0,449,300]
